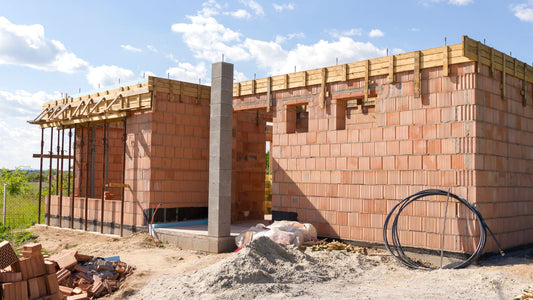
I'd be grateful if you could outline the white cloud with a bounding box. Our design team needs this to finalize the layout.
[240,0,264,15]
[171,13,250,62]
[391,48,405,55]
[166,62,208,83]
[0,90,59,169]
[120,44,142,52]
[419,0,473,6]
[171,2,386,77]
[369,29,384,38]
[234,70,248,82]
[448,0,473,5]
[86,65,136,89]
[225,9,252,19]
[0,17,89,73]
[147,45,159,53]
[273,3,295,12]
[409,27,421,32]
[275,32,305,43]
[327,28,363,38]
[511,3,533,22]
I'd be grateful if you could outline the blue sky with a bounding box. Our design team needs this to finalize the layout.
[1,0,533,169]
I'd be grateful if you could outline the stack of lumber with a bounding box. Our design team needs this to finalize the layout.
[0,241,133,299]
[0,241,61,300]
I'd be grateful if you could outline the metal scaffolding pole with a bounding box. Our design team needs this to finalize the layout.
[70,127,76,229]
[100,121,107,233]
[37,128,44,224]
[59,128,65,227]
[120,119,127,237]
[84,123,90,231]
[47,128,53,226]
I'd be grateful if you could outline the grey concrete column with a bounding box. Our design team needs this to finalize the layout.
[208,62,234,237]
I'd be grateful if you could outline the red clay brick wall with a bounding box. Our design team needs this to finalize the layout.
[475,64,533,250]
[270,62,485,252]
[148,92,210,210]
[232,110,267,221]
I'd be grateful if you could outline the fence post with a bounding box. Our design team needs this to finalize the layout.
[3,183,6,225]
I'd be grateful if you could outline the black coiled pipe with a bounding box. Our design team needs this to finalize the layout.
[383,189,503,270]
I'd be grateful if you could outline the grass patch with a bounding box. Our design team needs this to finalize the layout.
[0,225,36,248]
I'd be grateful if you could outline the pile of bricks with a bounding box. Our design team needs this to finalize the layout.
[0,241,133,299]
[0,241,61,299]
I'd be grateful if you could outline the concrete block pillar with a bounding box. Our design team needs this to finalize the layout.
[208,62,234,237]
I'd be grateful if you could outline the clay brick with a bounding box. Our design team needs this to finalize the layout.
[59,285,73,296]
[0,241,19,269]
[28,276,47,299]
[0,272,22,283]
[45,273,60,294]
[2,280,28,300]
[45,261,57,275]
[52,251,78,270]
[66,292,88,300]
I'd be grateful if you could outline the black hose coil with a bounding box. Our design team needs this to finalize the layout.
[383,189,503,270]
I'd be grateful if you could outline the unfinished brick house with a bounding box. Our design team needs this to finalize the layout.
[32,36,532,253]
[233,36,533,253]
[30,76,268,239]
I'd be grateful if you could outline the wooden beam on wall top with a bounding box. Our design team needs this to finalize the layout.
[414,51,421,98]
[477,41,482,73]
[523,63,527,106]
[303,71,308,86]
[364,60,369,102]
[284,74,288,89]
[501,55,506,100]
[320,68,327,108]
[196,85,201,104]
[388,55,395,83]
[266,77,272,112]
[443,46,449,77]
[179,82,184,102]
[490,48,495,77]
[251,79,256,94]
[342,64,347,82]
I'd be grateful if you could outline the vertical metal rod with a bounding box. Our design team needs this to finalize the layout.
[56,128,60,193]
[3,184,6,225]
[84,123,90,231]
[37,128,44,224]
[120,118,127,237]
[47,127,54,226]
[59,128,65,227]
[100,121,107,233]
[70,127,76,229]
[67,128,72,197]
[440,188,451,268]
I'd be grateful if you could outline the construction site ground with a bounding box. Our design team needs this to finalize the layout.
[27,225,533,299]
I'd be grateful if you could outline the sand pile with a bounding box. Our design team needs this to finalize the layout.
[139,237,379,299]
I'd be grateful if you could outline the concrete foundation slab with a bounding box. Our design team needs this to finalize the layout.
[153,221,268,253]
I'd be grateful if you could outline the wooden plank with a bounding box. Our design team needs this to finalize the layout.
[364,60,369,102]
[342,64,347,82]
[502,54,506,100]
[414,51,421,98]
[266,77,272,112]
[320,68,327,108]
[32,154,74,159]
[477,41,482,73]
[490,48,495,77]
[388,55,394,83]
[523,63,527,106]
[443,45,449,76]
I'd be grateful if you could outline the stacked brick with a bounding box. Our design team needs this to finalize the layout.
[1,241,132,299]
[232,110,268,220]
[1,242,61,300]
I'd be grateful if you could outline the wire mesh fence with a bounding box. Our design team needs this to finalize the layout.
[0,185,44,229]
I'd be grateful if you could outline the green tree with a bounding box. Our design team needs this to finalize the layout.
[0,167,31,196]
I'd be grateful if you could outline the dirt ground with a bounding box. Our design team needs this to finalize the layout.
[26,225,533,299]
